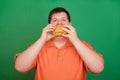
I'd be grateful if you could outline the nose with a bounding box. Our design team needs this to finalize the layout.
[57,20,62,24]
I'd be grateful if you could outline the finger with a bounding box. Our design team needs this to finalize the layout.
[47,24,55,28]
[64,25,75,32]
[47,29,54,35]
[45,28,54,32]
[61,27,71,34]
[44,25,55,31]
[62,34,69,38]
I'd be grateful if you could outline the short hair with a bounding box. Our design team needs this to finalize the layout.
[48,7,71,23]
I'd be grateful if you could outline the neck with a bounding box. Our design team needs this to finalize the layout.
[51,36,68,48]
[52,36,68,43]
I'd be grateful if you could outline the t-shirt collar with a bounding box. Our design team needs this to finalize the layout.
[45,39,73,48]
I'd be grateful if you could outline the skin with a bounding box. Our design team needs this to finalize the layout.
[15,12,104,74]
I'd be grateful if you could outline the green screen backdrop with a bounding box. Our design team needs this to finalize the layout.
[0,0,120,80]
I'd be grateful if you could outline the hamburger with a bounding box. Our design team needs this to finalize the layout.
[53,24,67,35]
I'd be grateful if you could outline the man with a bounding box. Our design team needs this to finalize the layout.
[15,7,104,80]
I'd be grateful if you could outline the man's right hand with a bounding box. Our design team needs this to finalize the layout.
[40,24,55,41]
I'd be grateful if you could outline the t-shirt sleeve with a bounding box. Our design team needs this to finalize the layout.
[81,40,95,51]
[14,43,38,71]
[14,53,37,71]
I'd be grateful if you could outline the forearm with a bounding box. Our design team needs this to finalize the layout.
[72,39,104,74]
[15,38,46,72]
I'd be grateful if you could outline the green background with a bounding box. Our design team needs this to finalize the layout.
[0,0,120,80]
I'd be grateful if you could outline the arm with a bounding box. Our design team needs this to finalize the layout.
[15,38,46,73]
[72,39,104,74]
[62,24,104,74]
[15,24,55,73]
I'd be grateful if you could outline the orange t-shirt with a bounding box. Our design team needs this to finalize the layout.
[27,40,96,80]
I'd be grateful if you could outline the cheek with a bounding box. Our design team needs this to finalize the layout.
[62,21,70,25]
[50,21,57,25]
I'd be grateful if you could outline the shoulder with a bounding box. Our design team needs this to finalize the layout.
[43,39,53,48]
[81,40,92,46]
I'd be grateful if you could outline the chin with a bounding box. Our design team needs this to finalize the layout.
[55,35,65,39]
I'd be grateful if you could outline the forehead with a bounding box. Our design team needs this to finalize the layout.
[51,12,68,19]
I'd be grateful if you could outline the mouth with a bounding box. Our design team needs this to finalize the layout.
[55,35,64,38]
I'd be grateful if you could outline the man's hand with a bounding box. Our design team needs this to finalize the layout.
[62,24,79,43]
[40,24,55,41]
